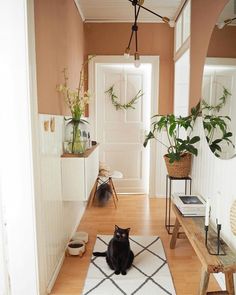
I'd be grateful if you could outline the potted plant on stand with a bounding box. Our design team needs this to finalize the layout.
[143,105,201,178]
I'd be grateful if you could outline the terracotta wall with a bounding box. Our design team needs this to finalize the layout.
[84,23,174,114]
[207,26,236,58]
[189,0,228,109]
[34,0,84,115]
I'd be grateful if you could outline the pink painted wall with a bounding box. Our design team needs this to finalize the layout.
[189,0,228,109]
[84,23,174,114]
[207,26,236,58]
[34,0,84,115]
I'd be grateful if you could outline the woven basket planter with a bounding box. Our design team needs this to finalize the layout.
[164,153,192,178]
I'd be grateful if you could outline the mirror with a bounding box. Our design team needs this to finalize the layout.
[202,0,236,159]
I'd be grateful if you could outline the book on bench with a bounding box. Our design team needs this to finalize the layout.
[172,193,206,217]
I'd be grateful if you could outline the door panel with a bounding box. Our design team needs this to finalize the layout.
[96,64,151,193]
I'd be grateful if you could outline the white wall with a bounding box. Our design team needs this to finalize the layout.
[0,191,9,295]
[174,49,190,116]
[37,114,86,294]
[192,117,236,288]
[0,0,40,294]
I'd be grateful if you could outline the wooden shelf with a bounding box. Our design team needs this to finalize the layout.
[61,143,99,158]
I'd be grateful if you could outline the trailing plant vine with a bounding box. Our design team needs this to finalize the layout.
[201,86,234,157]
[105,85,144,110]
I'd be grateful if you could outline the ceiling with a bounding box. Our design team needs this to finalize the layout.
[77,0,182,23]
[217,0,236,24]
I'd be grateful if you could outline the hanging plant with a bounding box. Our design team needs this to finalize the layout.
[105,85,144,110]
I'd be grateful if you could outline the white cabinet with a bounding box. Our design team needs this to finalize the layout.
[61,145,99,201]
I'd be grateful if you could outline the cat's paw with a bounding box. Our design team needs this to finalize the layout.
[121,271,127,275]
[115,270,120,275]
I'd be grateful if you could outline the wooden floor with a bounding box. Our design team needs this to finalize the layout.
[51,195,220,295]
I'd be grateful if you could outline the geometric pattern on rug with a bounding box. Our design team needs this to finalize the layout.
[82,235,176,295]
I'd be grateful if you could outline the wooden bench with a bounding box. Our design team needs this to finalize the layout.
[170,204,236,295]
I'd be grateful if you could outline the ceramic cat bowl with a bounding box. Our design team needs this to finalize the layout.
[68,240,85,256]
[72,231,89,243]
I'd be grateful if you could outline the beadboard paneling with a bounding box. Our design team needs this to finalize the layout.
[37,114,86,294]
[192,117,236,288]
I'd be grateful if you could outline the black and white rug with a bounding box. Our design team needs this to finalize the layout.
[82,235,176,295]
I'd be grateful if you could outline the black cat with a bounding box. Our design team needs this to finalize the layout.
[93,225,134,275]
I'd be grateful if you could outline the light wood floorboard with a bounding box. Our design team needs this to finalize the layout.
[51,195,220,295]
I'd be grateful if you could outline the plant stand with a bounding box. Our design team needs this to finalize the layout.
[165,175,192,234]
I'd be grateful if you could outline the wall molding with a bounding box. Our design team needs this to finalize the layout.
[74,0,85,21]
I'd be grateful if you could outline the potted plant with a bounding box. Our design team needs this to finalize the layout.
[143,86,233,177]
[143,105,200,178]
[57,56,94,154]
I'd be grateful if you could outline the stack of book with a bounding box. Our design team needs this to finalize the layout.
[172,193,206,217]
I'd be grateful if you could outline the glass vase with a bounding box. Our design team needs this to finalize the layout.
[64,119,88,154]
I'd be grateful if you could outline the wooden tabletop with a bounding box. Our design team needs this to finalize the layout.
[171,204,236,274]
[61,143,99,158]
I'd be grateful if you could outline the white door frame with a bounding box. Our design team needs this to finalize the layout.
[89,55,159,197]
[0,0,41,294]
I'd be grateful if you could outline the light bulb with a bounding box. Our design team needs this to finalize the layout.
[217,22,225,29]
[162,16,170,24]
[217,18,232,29]
[134,59,141,68]
[134,52,141,68]
[138,0,144,4]
[124,47,130,59]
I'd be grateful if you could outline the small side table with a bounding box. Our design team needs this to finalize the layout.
[165,175,192,234]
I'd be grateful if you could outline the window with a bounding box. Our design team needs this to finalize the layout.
[175,0,191,53]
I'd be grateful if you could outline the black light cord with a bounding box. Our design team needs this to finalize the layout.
[127,5,141,50]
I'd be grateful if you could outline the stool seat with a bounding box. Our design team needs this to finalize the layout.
[109,170,123,179]
[98,170,123,179]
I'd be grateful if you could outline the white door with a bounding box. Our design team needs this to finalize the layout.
[96,63,152,194]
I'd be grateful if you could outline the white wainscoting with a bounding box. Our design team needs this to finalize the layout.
[192,117,236,289]
[37,114,86,294]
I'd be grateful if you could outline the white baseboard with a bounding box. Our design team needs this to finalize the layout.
[46,253,65,294]
[46,202,86,294]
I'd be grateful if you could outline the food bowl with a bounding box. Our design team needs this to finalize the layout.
[67,240,85,256]
[72,231,89,243]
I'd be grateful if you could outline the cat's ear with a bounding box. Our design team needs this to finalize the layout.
[126,228,130,233]
[115,225,119,230]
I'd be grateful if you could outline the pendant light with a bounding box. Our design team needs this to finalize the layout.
[124,0,175,67]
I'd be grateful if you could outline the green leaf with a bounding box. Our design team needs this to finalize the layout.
[189,136,200,144]
[143,131,154,147]
[169,123,176,136]
[186,145,198,156]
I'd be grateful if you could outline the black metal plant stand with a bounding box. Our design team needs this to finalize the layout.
[165,175,192,234]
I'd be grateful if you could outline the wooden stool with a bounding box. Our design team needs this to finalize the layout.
[88,171,122,208]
